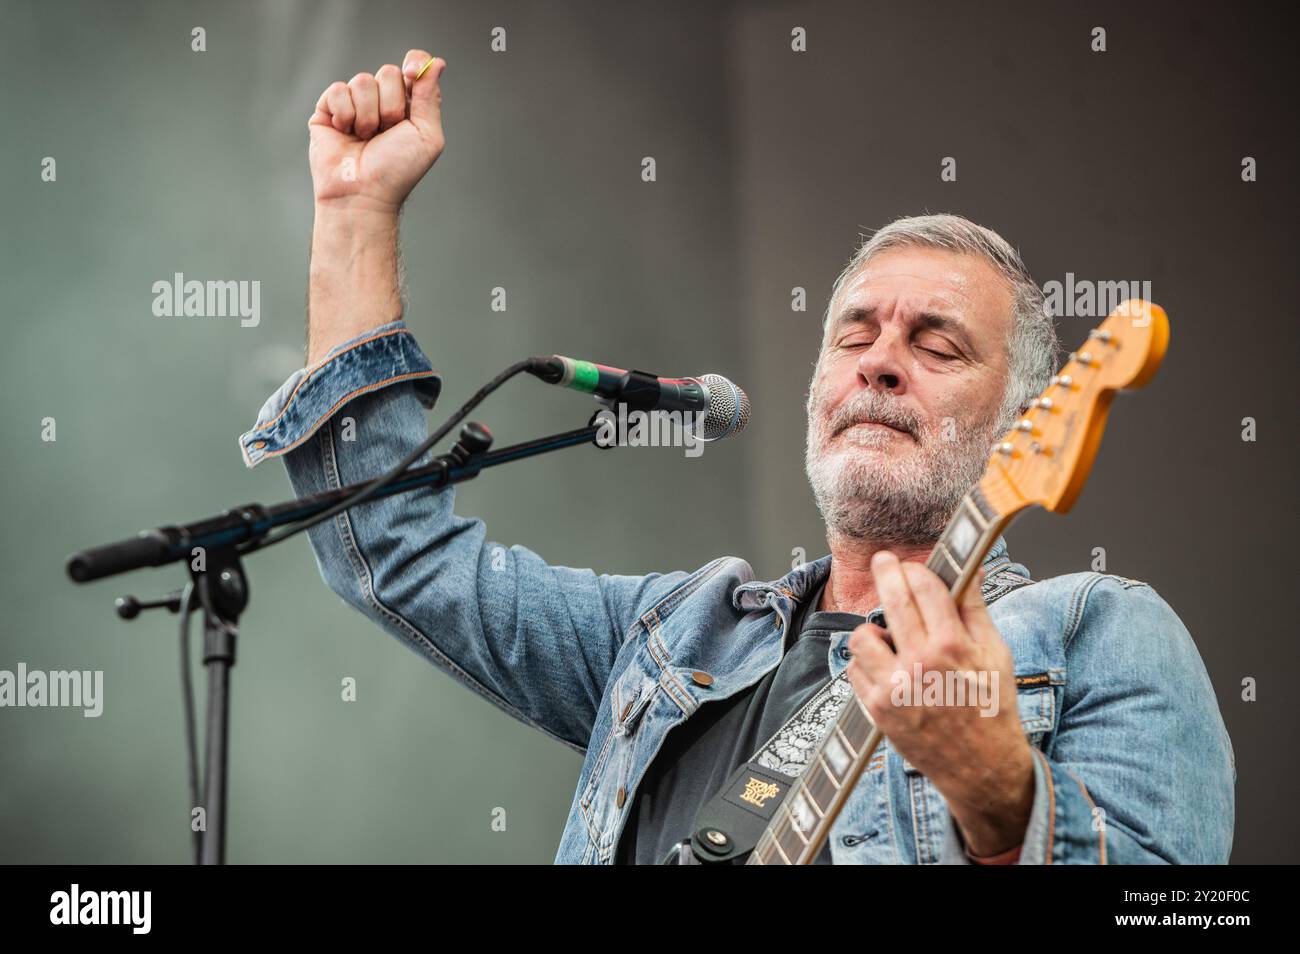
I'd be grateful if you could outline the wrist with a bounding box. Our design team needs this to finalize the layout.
[947,743,1036,857]
[313,200,400,242]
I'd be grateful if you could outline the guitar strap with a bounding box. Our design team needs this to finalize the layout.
[684,564,1035,863]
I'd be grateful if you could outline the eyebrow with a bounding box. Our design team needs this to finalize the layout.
[830,306,979,358]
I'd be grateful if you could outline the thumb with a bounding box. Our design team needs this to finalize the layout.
[404,55,446,145]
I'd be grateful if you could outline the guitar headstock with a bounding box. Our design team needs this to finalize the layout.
[978,299,1169,517]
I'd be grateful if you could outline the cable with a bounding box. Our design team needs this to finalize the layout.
[242,357,540,553]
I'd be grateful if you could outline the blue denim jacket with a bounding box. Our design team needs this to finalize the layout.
[240,321,1235,864]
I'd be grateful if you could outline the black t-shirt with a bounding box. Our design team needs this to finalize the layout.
[614,578,866,864]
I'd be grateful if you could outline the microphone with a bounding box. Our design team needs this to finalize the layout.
[527,355,751,441]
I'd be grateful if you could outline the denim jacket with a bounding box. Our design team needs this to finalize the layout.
[240,321,1235,864]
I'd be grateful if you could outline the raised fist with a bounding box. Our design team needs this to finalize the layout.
[308,48,446,213]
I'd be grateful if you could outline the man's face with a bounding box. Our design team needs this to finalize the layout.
[804,246,1015,545]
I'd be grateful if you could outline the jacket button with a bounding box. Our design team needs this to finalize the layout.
[691,671,714,687]
[616,787,626,809]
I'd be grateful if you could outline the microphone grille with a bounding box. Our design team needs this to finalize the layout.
[697,374,751,441]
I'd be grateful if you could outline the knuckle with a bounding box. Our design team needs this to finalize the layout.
[930,639,961,665]
[349,72,375,88]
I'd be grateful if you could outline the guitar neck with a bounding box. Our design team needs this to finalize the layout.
[747,488,1012,865]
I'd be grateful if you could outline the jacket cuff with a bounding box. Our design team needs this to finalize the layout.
[238,320,441,468]
[1018,748,1107,864]
[941,749,1107,865]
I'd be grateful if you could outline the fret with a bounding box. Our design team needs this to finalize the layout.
[940,509,980,568]
[771,833,793,864]
[839,695,873,743]
[803,769,837,814]
[961,494,990,531]
[801,782,825,815]
[930,556,959,589]
[935,542,963,575]
[775,802,802,842]
[930,542,962,588]
[822,728,852,776]
[788,788,821,836]
[817,753,843,791]
[833,723,858,759]
[969,486,1000,524]
[776,813,807,860]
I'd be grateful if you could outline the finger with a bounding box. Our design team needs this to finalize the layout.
[375,64,406,131]
[958,565,997,642]
[901,562,965,646]
[405,55,446,144]
[348,72,380,139]
[312,81,355,133]
[871,551,926,655]
[402,48,432,88]
[847,622,897,683]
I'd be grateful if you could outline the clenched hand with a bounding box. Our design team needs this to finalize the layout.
[308,48,446,214]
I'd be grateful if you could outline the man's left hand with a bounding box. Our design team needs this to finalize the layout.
[846,550,1036,857]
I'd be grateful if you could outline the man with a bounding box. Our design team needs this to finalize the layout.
[241,49,1235,864]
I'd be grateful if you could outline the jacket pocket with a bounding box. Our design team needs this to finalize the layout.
[1015,684,1055,746]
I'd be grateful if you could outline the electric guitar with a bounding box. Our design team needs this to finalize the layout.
[740,298,1169,865]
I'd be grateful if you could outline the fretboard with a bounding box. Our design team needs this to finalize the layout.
[746,487,1010,865]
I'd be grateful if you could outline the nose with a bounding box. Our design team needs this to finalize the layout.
[856,331,908,395]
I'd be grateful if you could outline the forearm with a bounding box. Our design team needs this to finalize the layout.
[307,204,403,365]
[945,742,1036,856]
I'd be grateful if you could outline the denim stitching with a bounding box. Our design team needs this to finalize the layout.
[1061,765,1106,864]
[246,370,438,464]
[907,773,925,865]
[256,326,420,432]
[1034,748,1057,864]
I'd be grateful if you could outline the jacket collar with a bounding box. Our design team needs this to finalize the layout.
[731,534,1013,614]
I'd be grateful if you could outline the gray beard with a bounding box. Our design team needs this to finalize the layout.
[803,391,999,548]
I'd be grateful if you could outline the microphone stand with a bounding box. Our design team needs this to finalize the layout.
[75,414,609,864]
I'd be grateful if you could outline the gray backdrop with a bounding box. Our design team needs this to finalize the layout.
[1,0,1294,863]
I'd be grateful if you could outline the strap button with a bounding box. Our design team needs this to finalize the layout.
[690,671,714,687]
[616,786,626,809]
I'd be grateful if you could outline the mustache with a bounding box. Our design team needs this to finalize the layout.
[825,394,920,439]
